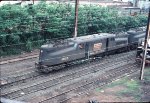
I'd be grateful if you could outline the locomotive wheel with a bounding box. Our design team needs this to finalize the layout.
[135,58,142,65]
[38,66,53,73]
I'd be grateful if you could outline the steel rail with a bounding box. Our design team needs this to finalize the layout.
[38,63,138,103]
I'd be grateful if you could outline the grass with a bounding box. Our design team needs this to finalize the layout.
[117,79,141,101]
[94,66,150,102]
[95,76,141,101]
[143,67,150,81]
[95,88,102,92]
[144,75,150,81]
[95,78,127,92]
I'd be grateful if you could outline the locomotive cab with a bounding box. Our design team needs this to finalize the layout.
[36,40,77,71]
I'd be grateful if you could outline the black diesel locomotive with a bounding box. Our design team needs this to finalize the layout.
[36,29,146,73]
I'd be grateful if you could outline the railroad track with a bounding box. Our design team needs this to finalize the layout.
[1,51,136,102]
[0,53,39,65]
[0,68,40,89]
[1,51,135,89]
[37,63,139,103]
[22,60,138,103]
[1,56,39,78]
[1,56,134,99]
[1,51,134,88]
[1,53,39,86]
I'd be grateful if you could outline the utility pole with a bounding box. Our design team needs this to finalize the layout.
[135,0,139,7]
[140,8,150,80]
[74,0,79,38]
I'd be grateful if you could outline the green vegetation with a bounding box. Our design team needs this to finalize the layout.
[118,79,141,101]
[143,67,150,81]
[0,2,147,56]
[95,67,150,102]
[106,78,128,88]
[95,77,141,101]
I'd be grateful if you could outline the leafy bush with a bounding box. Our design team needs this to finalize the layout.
[26,40,32,52]
[0,2,147,56]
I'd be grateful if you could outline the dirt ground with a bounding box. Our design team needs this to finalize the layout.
[68,67,150,103]
[0,49,39,61]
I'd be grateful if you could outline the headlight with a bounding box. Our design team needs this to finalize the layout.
[41,50,43,53]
